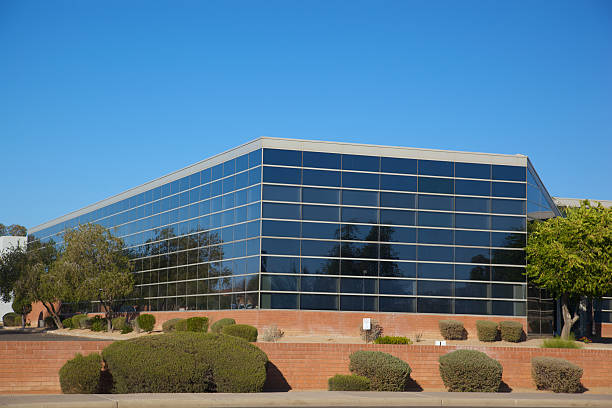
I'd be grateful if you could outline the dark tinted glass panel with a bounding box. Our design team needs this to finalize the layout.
[236,154,249,173]
[340,296,377,311]
[263,185,300,202]
[492,165,526,182]
[301,276,338,293]
[249,167,261,185]
[381,209,416,226]
[381,226,416,243]
[342,172,379,189]
[342,154,379,172]
[262,203,300,220]
[212,164,223,180]
[381,244,416,260]
[492,216,526,231]
[342,242,378,259]
[418,195,453,211]
[342,207,378,223]
[301,258,340,275]
[492,182,526,198]
[302,169,341,187]
[418,280,452,297]
[263,149,301,166]
[455,214,490,230]
[342,190,378,206]
[380,261,416,278]
[381,157,417,174]
[455,282,488,298]
[380,192,415,208]
[492,249,525,265]
[455,162,491,179]
[491,232,526,248]
[455,299,489,315]
[455,230,489,247]
[223,159,235,177]
[455,264,490,281]
[492,199,525,215]
[455,179,490,196]
[492,300,524,316]
[419,160,453,177]
[455,247,490,264]
[302,187,340,204]
[261,275,298,291]
[419,177,453,194]
[341,260,378,277]
[300,294,338,310]
[418,212,453,228]
[380,175,417,192]
[380,279,415,295]
[302,222,340,239]
[340,278,376,294]
[249,150,262,167]
[261,238,300,255]
[262,220,300,237]
[418,245,453,262]
[455,197,490,213]
[301,240,340,257]
[379,297,415,312]
[263,166,301,184]
[303,151,341,169]
[492,267,525,282]
[302,205,339,221]
[418,228,453,245]
[342,224,379,241]
[418,263,453,279]
[261,293,297,309]
[492,283,524,299]
[417,297,451,313]
[261,256,299,273]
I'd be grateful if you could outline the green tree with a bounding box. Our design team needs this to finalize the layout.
[526,201,612,339]
[0,223,27,237]
[0,244,27,302]
[56,224,134,331]
[12,292,32,327]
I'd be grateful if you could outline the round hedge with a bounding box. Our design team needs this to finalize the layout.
[3,312,20,327]
[532,357,583,393]
[211,318,236,333]
[221,324,258,342]
[349,350,411,391]
[59,353,104,394]
[499,321,523,342]
[439,320,466,340]
[476,320,499,342]
[136,314,155,332]
[112,316,128,332]
[102,332,268,393]
[175,316,209,332]
[162,318,184,333]
[439,350,502,392]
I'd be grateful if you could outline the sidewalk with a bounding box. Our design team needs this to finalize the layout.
[1,391,611,408]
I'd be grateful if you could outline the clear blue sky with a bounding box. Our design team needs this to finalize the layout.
[1,1,610,230]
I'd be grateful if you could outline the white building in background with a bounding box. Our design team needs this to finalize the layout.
[0,235,27,319]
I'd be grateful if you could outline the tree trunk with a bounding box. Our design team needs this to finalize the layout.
[41,302,63,329]
[560,294,579,340]
[21,314,25,328]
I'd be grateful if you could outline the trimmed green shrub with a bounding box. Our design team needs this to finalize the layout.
[532,357,583,393]
[374,336,412,344]
[62,317,73,329]
[541,336,581,349]
[439,320,466,340]
[349,350,411,391]
[175,316,209,332]
[439,350,502,392]
[44,316,57,329]
[91,316,107,332]
[112,316,128,332]
[210,318,236,334]
[222,324,258,342]
[3,312,20,327]
[102,332,268,393]
[59,353,104,394]
[121,324,133,334]
[136,314,155,332]
[72,314,90,329]
[499,321,524,342]
[328,374,371,391]
[162,318,184,333]
[476,320,499,342]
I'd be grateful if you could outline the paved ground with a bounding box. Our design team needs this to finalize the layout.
[0,328,101,341]
[1,392,611,408]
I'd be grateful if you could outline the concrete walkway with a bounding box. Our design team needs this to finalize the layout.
[1,392,611,408]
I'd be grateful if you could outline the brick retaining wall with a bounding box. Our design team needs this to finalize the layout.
[2,340,611,394]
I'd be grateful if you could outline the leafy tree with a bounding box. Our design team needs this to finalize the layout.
[526,201,612,339]
[0,244,27,302]
[12,292,32,327]
[55,224,134,331]
[0,223,27,237]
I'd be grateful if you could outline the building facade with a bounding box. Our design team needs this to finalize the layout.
[29,138,561,335]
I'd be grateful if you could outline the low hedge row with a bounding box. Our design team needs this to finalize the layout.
[328,374,370,391]
[176,317,209,332]
[374,336,412,344]
[211,318,236,333]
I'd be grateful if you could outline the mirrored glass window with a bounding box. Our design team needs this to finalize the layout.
[301,294,338,310]
[342,154,379,172]
[418,228,453,245]
[492,165,526,182]
[302,222,340,239]
[455,162,491,179]
[263,185,301,202]
[263,149,301,166]
[263,166,301,184]
[419,177,453,194]
[303,151,341,169]
[380,279,415,295]
[303,169,341,187]
[381,175,417,192]
[263,203,299,220]
[342,189,378,206]
[455,197,490,213]
[492,182,526,198]
[343,172,379,189]
[379,296,415,312]
[301,276,338,293]
[302,205,339,222]
[261,238,300,255]
[381,157,417,174]
[302,187,340,204]
[419,160,453,177]
[455,264,490,281]
[302,257,340,275]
